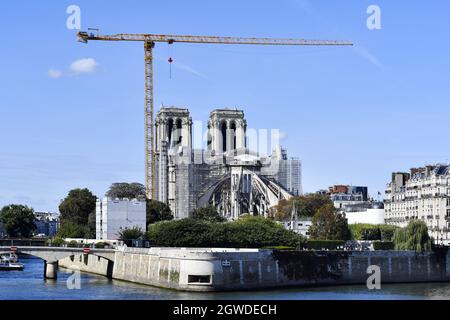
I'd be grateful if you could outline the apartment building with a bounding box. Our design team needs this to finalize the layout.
[385,165,450,244]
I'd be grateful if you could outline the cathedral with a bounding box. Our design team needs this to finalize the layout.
[153,106,302,220]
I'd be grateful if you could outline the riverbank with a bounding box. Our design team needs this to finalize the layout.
[59,248,450,292]
[5,258,450,300]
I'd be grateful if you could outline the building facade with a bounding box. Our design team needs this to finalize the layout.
[34,212,59,237]
[96,198,147,240]
[318,185,369,210]
[385,165,450,244]
[261,147,303,196]
[343,202,385,225]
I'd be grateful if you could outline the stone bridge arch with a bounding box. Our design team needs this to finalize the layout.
[0,246,116,279]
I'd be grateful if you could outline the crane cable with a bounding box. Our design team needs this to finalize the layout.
[168,40,174,79]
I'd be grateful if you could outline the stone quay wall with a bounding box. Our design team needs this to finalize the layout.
[59,248,450,292]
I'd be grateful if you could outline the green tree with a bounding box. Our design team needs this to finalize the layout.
[57,221,90,239]
[380,225,398,241]
[146,199,173,226]
[349,224,381,241]
[393,220,432,252]
[349,224,398,241]
[274,194,333,221]
[146,216,305,248]
[0,205,36,238]
[118,226,145,241]
[87,212,96,239]
[106,182,146,199]
[309,204,351,241]
[58,188,97,238]
[192,206,226,223]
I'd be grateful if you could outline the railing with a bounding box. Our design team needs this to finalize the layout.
[0,239,47,247]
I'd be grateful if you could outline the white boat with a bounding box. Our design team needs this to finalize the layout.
[0,253,24,271]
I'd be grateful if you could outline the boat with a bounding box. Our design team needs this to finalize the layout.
[0,253,24,271]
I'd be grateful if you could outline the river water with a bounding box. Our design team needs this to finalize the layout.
[1,258,450,300]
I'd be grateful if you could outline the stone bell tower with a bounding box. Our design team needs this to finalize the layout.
[154,106,192,204]
[207,108,246,156]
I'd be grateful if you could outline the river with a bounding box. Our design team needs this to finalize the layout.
[1,258,450,300]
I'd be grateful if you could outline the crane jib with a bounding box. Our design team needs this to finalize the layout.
[77,32,353,46]
[76,30,352,198]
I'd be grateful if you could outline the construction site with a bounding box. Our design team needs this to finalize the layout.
[77,30,352,219]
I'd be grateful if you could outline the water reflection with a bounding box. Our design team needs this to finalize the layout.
[1,258,449,300]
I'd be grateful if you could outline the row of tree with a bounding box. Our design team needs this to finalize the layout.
[0,184,435,253]
[274,194,352,241]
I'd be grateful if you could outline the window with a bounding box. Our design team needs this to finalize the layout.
[188,275,211,284]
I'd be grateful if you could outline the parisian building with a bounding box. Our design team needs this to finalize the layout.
[385,165,450,243]
[318,185,369,210]
[34,212,59,237]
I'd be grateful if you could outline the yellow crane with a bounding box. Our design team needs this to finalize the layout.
[77,31,353,199]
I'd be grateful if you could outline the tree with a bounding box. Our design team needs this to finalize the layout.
[87,212,96,239]
[57,221,90,239]
[146,200,173,226]
[118,226,145,241]
[192,206,226,223]
[349,224,398,241]
[393,220,432,252]
[274,194,333,221]
[0,205,36,238]
[58,188,97,238]
[309,204,351,241]
[106,182,146,199]
[146,216,306,249]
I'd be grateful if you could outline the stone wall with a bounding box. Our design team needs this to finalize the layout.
[59,248,450,292]
[59,254,112,277]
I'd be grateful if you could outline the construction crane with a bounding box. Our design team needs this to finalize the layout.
[77,31,353,199]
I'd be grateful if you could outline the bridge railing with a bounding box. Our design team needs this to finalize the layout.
[0,239,47,247]
[0,238,116,249]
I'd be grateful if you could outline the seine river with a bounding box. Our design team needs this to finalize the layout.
[1,258,450,300]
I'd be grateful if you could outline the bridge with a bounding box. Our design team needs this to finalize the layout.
[0,246,116,279]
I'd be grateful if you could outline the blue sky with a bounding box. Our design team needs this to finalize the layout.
[1,1,449,212]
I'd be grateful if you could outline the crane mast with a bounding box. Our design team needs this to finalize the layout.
[77,31,353,199]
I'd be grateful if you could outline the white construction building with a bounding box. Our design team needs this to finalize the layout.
[96,198,147,240]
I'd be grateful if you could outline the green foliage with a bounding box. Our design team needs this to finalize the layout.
[67,240,79,248]
[349,224,381,240]
[146,199,174,226]
[350,224,398,241]
[118,226,145,241]
[0,204,37,238]
[59,188,96,227]
[192,206,226,223]
[275,194,333,221]
[393,220,432,252]
[146,216,306,248]
[304,240,346,250]
[106,182,146,199]
[57,221,90,239]
[49,237,65,247]
[373,241,395,250]
[309,204,351,241]
[87,212,96,239]
[94,242,108,249]
[380,225,398,241]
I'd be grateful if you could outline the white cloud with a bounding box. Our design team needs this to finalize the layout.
[352,45,384,68]
[69,58,99,75]
[173,61,208,79]
[48,69,63,79]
